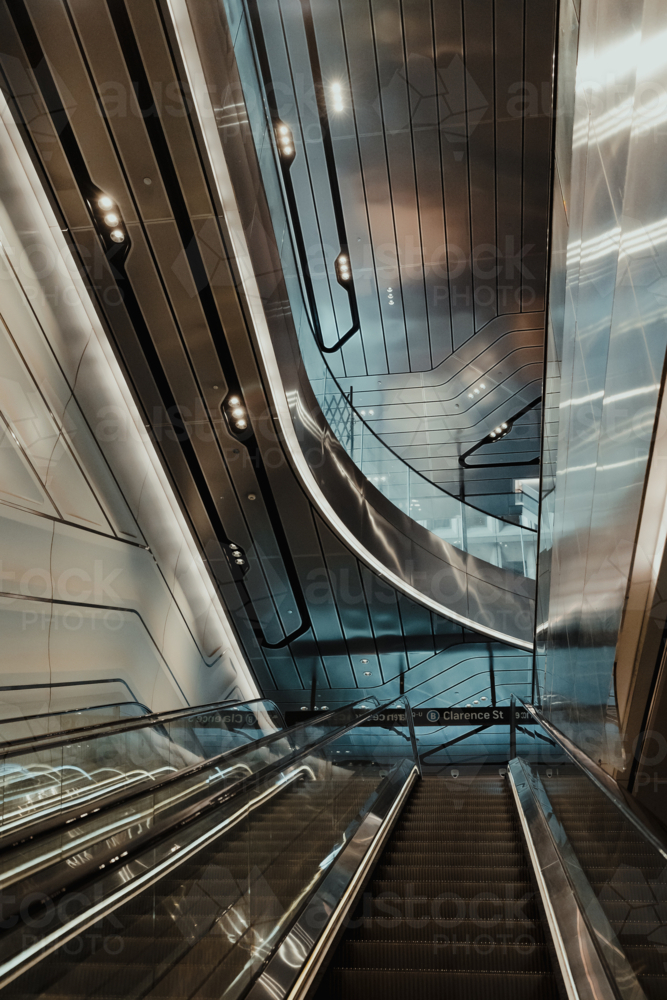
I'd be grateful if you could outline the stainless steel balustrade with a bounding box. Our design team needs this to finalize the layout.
[509,700,667,1000]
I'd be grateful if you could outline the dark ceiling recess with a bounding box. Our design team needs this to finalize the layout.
[459,398,542,469]
[248,0,360,354]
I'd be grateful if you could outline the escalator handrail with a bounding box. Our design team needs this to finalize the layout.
[0,697,285,757]
[521,699,667,863]
[0,699,379,854]
[508,757,637,1000]
[0,700,151,727]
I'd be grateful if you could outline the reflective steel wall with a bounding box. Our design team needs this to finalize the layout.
[537,0,667,767]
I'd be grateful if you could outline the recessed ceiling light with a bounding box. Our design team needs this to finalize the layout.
[99,195,113,210]
[109,229,125,243]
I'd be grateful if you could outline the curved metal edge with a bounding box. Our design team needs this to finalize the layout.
[522,703,667,863]
[243,760,418,1000]
[508,758,645,1000]
[163,0,535,652]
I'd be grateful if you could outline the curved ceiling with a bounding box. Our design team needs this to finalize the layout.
[0,0,540,717]
[247,0,555,510]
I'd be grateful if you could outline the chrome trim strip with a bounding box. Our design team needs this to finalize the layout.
[523,703,667,862]
[508,759,646,1000]
[163,0,534,651]
[244,761,418,1000]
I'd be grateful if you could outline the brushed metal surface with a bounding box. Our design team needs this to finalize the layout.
[537,0,667,767]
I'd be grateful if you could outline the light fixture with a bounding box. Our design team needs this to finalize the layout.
[361,658,369,663]
[104,212,119,226]
[330,81,344,113]
[229,396,240,406]
[467,381,488,399]
[488,420,512,443]
[235,419,247,430]
[232,408,244,418]
[275,121,296,163]
[98,195,113,210]
[335,251,352,286]
[363,671,371,676]
[109,230,125,243]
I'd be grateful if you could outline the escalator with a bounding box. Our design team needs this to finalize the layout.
[313,775,559,1000]
[2,698,667,1000]
[9,772,377,1000]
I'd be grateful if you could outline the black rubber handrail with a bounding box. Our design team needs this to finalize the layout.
[0,700,150,728]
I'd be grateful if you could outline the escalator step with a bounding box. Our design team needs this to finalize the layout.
[331,940,554,973]
[381,848,526,862]
[346,916,545,943]
[357,897,541,921]
[371,864,529,882]
[368,879,534,898]
[315,968,559,999]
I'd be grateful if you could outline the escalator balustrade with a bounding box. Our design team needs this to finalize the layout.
[543,770,667,1000]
